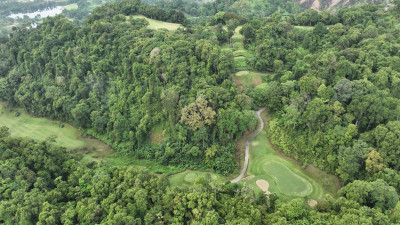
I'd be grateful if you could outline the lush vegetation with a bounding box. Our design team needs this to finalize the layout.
[0,131,268,224]
[0,0,255,175]
[2,131,400,224]
[0,103,113,160]
[2,0,400,223]
[241,4,400,190]
[143,0,303,19]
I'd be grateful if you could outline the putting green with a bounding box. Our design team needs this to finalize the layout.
[243,114,338,200]
[0,103,113,160]
[264,161,312,196]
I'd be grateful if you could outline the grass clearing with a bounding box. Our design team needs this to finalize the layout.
[294,26,315,31]
[232,70,270,90]
[106,152,183,175]
[62,3,78,10]
[131,15,181,31]
[150,124,166,145]
[226,26,273,90]
[169,170,226,186]
[0,103,113,160]
[243,113,339,200]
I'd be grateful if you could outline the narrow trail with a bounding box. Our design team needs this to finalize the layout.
[231,107,266,183]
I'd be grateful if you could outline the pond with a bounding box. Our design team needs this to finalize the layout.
[8,6,63,19]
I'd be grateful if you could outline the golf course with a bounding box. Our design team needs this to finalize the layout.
[0,24,339,202]
[243,112,339,201]
[130,15,182,30]
[227,26,272,91]
[0,103,114,161]
[169,26,339,201]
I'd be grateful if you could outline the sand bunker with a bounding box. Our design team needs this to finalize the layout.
[308,199,318,207]
[256,180,271,194]
[251,141,259,146]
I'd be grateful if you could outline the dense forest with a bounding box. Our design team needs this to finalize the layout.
[1,129,400,223]
[2,0,400,223]
[239,4,400,187]
[142,0,303,19]
[0,0,251,175]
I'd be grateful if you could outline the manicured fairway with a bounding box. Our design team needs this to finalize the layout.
[228,26,272,90]
[243,114,338,200]
[131,15,181,30]
[0,103,113,160]
[169,170,226,186]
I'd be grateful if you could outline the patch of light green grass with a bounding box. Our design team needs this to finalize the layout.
[106,152,183,175]
[294,26,314,31]
[169,170,226,186]
[131,15,181,31]
[265,161,312,196]
[62,3,78,10]
[0,103,114,160]
[0,104,85,149]
[232,71,270,89]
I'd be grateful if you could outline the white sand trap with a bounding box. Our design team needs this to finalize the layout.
[308,199,318,207]
[251,141,259,146]
[256,180,271,194]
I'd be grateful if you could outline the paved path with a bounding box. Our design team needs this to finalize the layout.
[231,108,266,183]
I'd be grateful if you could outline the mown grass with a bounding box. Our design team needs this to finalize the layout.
[62,3,78,10]
[0,103,114,160]
[294,26,315,31]
[232,70,270,90]
[106,152,183,175]
[131,15,181,31]
[227,26,272,90]
[168,170,226,186]
[242,113,339,201]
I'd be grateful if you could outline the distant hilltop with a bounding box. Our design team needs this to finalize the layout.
[299,0,386,11]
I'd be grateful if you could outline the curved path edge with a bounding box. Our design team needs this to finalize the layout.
[231,107,266,183]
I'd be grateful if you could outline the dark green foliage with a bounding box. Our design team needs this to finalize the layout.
[0,134,268,224]
[339,179,399,210]
[0,1,255,175]
[244,4,400,190]
[143,0,303,19]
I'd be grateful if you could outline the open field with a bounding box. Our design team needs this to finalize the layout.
[131,15,181,30]
[243,113,339,200]
[0,103,113,160]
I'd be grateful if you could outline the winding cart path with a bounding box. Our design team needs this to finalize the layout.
[231,108,266,183]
